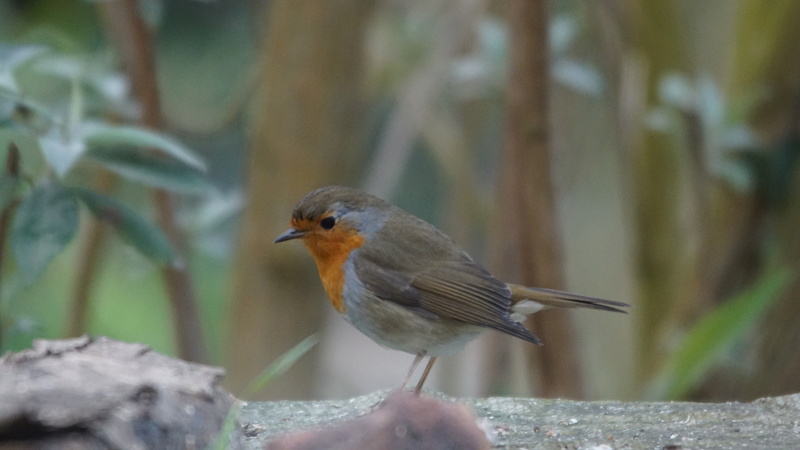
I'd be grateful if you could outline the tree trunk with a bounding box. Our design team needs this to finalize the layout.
[226,0,374,400]
[618,1,691,386]
[493,0,582,398]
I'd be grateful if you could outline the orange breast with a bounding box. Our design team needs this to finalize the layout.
[302,228,365,313]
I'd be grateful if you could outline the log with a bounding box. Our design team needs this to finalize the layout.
[0,336,239,449]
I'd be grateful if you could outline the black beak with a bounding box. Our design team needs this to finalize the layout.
[274,228,306,243]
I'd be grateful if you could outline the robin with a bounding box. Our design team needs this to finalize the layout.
[275,186,629,392]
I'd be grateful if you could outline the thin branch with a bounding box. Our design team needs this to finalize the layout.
[363,0,486,198]
[66,172,116,337]
[0,143,20,350]
[97,0,209,363]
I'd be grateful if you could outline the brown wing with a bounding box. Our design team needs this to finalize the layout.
[354,242,542,346]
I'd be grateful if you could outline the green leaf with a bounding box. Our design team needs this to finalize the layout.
[0,44,48,93]
[242,334,319,398]
[83,122,206,171]
[649,268,792,399]
[552,59,604,95]
[40,128,86,177]
[0,93,58,132]
[85,147,215,193]
[11,182,79,284]
[69,187,174,265]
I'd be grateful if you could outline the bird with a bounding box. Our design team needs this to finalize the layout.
[274,186,629,393]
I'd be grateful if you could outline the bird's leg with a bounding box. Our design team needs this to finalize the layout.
[414,356,437,394]
[399,353,426,390]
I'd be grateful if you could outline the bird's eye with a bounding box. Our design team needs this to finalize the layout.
[320,216,336,230]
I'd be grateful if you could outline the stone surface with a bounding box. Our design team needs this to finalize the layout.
[241,390,800,449]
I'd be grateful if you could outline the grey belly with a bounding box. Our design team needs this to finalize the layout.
[342,292,483,357]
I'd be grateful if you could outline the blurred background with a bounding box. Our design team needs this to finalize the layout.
[1,0,799,403]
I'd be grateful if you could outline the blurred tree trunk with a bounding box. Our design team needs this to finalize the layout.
[490,0,582,398]
[621,2,691,386]
[226,0,374,400]
[618,0,800,400]
[620,1,751,394]
[725,0,800,401]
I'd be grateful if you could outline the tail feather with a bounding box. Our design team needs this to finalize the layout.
[508,283,629,314]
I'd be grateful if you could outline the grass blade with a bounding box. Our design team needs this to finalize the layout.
[648,268,792,399]
[242,334,319,398]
